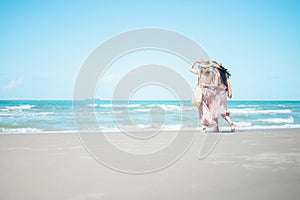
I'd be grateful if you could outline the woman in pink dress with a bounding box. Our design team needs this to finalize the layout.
[189,59,235,133]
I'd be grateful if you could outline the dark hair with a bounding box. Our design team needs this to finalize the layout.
[217,65,231,90]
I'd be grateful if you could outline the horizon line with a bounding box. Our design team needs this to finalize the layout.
[0,99,300,101]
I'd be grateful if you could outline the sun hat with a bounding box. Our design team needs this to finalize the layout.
[196,58,213,68]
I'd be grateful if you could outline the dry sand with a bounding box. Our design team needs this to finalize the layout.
[1,129,300,200]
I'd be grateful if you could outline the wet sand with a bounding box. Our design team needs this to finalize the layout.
[1,129,300,200]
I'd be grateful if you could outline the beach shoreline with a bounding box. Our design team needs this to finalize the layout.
[1,100,300,133]
[1,128,300,199]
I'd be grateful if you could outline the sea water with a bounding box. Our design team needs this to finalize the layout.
[0,100,299,134]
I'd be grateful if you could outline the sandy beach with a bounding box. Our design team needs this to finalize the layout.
[1,0,300,199]
[1,129,300,200]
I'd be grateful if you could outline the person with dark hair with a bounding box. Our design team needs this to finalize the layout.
[189,59,235,132]
[212,60,235,132]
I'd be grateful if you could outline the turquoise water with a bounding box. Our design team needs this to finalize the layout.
[0,100,300,133]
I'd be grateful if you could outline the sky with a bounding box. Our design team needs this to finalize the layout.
[0,0,300,100]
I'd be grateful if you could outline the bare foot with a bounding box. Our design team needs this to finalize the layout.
[230,122,235,132]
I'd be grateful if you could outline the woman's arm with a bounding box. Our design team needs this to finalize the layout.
[189,62,200,75]
[226,74,232,98]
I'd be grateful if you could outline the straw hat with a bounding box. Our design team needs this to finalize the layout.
[196,58,213,68]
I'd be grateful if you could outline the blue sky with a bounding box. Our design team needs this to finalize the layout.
[1,0,299,100]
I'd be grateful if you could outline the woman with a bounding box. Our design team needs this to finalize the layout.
[212,60,235,132]
[189,59,235,132]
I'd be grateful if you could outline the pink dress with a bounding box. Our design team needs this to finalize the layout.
[198,68,227,128]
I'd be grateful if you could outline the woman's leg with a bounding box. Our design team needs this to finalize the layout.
[221,114,235,132]
[198,106,207,133]
[211,118,219,132]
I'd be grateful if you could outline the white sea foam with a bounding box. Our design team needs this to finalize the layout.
[237,124,300,130]
[87,104,98,107]
[4,105,35,110]
[100,124,185,132]
[236,104,260,108]
[0,113,16,117]
[234,122,252,127]
[0,112,54,117]
[37,112,55,116]
[133,108,151,113]
[275,105,294,109]
[133,105,195,113]
[96,110,125,114]
[135,124,148,128]
[0,128,41,133]
[98,104,141,108]
[257,116,294,123]
[230,108,291,114]
[182,106,197,111]
[147,104,181,111]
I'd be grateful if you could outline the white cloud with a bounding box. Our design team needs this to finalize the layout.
[3,76,24,89]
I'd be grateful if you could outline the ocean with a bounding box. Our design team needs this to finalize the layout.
[0,100,300,134]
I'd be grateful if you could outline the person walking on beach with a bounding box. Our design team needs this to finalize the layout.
[211,60,235,132]
[189,59,235,132]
